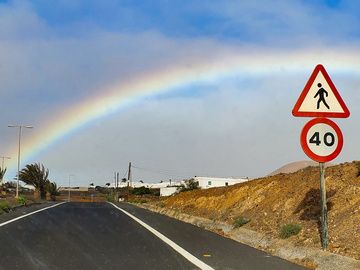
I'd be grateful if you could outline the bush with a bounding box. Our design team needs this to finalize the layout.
[131,186,152,196]
[106,194,114,202]
[178,178,199,192]
[17,195,27,206]
[233,216,250,228]
[280,223,302,239]
[158,202,166,208]
[0,200,10,214]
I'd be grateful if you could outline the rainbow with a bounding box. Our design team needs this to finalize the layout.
[5,48,360,176]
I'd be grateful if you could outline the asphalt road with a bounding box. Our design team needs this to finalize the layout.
[0,202,308,270]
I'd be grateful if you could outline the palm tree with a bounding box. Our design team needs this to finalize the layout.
[19,163,49,199]
[0,167,6,182]
[46,181,59,201]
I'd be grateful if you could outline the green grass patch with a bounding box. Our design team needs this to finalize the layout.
[233,216,250,228]
[17,195,27,206]
[280,223,302,239]
[0,200,10,214]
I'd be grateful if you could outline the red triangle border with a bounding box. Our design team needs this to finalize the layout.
[292,64,350,118]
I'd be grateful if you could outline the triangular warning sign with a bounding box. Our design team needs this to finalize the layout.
[292,64,350,118]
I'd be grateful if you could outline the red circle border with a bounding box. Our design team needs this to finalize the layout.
[300,118,343,162]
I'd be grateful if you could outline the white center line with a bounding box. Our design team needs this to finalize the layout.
[109,202,215,270]
[0,202,67,227]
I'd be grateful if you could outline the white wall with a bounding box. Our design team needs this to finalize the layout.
[160,186,178,196]
[194,177,249,189]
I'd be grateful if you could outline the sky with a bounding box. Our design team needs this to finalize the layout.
[0,0,359,187]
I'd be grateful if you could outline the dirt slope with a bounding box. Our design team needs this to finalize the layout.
[161,161,360,260]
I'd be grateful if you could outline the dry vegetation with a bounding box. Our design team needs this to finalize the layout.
[158,161,360,260]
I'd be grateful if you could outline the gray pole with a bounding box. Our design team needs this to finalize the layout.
[319,162,329,250]
[127,162,132,187]
[68,175,71,202]
[16,126,22,199]
[8,125,33,198]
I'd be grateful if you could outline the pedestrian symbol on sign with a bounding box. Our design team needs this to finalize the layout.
[314,83,330,110]
[292,64,350,118]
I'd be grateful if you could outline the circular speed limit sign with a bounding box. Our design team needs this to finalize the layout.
[300,118,343,162]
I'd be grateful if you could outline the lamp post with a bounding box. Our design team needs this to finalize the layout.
[68,174,74,202]
[8,125,33,198]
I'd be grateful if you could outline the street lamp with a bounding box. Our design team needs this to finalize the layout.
[68,174,74,202]
[8,125,33,198]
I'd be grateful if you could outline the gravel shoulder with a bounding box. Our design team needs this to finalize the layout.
[137,203,360,270]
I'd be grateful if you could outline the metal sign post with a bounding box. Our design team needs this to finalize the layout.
[293,64,350,251]
[319,162,328,249]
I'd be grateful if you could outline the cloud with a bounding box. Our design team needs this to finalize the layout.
[0,1,359,185]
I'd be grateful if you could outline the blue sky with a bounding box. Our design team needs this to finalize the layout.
[3,0,360,42]
[0,0,359,186]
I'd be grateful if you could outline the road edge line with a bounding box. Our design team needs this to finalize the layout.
[0,202,67,227]
[109,202,215,270]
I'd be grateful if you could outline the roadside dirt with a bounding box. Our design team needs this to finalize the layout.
[156,161,360,261]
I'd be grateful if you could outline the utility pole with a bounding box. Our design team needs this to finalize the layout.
[127,162,132,187]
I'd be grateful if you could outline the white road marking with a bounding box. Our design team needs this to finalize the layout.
[0,202,67,227]
[109,202,215,270]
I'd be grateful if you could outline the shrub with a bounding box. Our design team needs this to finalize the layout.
[158,202,166,208]
[131,186,151,196]
[106,194,114,202]
[17,195,27,206]
[233,216,250,228]
[0,200,10,213]
[280,223,302,239]
[178,178,199,192]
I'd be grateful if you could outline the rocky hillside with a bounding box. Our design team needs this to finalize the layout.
[160,161,360,260]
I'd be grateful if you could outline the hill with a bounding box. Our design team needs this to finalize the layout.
[159,161,360,261]
[268,160,333,176]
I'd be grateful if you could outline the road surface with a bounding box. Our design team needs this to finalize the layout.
[0,202,308,270]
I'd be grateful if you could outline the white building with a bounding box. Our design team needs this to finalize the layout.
[160,186,179,196]
[194,176,249,189]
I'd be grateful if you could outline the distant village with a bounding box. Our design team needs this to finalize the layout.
[57,176,250,197]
